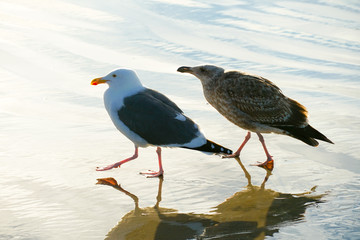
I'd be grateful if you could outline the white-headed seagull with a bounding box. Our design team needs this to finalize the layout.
[91,68,232,177]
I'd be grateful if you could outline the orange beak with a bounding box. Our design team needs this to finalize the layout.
[91,77,108,85]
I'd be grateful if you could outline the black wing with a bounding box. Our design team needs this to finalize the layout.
[118,89,201,146]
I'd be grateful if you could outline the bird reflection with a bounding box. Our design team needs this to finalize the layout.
[97,157,324,240]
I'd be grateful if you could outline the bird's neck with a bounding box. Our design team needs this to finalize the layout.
[104,85,144,111]
[201,80,217,105]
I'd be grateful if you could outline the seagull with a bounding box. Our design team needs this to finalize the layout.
[91,68,232,177]
[178,65,333,170]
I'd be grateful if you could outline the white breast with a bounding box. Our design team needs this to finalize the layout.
[104,87,149,147]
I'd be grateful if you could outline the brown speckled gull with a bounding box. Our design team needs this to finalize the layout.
[178,65,333,170]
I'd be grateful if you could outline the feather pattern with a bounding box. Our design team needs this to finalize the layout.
[178,65,333,146]
[212,71,308,128]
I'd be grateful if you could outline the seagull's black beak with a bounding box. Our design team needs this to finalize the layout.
[177,66,193,73]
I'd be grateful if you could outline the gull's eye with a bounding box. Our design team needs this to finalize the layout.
[112,74,117,78]
[200,67,206,73]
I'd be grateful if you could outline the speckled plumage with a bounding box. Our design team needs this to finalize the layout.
[178,65,333,168]
[204,70,307,133]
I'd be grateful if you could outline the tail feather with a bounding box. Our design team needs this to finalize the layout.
[182,140,233,155]
[278,125,334,146]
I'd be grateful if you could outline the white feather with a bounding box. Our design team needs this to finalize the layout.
[174,113,186,121]
[102,69,149,147]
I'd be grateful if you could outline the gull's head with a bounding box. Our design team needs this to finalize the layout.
[177,65,224,84]
[91,68,143,91]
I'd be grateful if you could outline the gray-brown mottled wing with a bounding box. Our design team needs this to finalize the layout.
[217,71,307,127]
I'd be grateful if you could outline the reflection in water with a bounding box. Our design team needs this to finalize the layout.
[97,158,324,240]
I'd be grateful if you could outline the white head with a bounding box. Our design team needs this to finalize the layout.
[177,65,225,85]
[91,68,143,94]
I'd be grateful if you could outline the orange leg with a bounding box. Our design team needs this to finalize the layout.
[223,131,251,158]
[96,146,138,171]
[140,147,164,178]
[251,133,274,171]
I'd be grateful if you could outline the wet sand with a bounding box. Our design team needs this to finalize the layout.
[0,0,359,239]
[97,159,324,240]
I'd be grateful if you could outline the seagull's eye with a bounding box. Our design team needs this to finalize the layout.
[112,74,117,78]
[200,67,206,73]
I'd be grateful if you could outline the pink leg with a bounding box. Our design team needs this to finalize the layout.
[223,131,251,158]
[140,147,164,178]
[251,133,274,171]
[96,146,139,171]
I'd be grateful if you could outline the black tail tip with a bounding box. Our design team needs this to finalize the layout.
[204,140,233,155]
[305,125,334,145]
[183,140,232,155]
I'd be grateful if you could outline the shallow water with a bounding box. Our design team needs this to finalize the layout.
[0,0,359,239]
